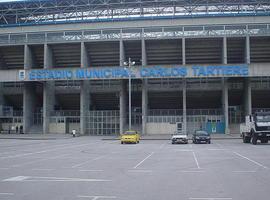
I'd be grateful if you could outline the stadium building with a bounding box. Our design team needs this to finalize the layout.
[0,0,270,135]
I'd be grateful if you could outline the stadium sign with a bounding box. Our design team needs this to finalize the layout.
[27,65,249,81]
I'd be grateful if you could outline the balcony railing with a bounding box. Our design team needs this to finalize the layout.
[0,24,269,45]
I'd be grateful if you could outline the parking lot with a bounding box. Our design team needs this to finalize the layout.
[0,137,269,200]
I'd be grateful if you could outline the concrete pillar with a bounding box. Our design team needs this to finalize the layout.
[80,42,90,135]
[44,44,54,68]
[80,80,90,135]
[142,80,148,135]
[222,37,229,134]
[142,39,148,135]
[0,40,5,106]
[222,78,229,134]
[246,36,250,64]
[244,78,252,116]
[120,39,125,67]
[142,38,147,67]
[0,83,5,118]
[23,45,36,134]
[182,38,186,65]
[0,83,4,106]
[24,45,35,68]
[119,40,127,134]
[43,44,55,134]
[223,37,227,64]
[120,80,127,134]
[182,79,187,134]
[23,83,36,134]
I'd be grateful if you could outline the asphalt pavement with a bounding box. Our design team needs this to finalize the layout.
[0,133,241,140]
[0,137,269,200]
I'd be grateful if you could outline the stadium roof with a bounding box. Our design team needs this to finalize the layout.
[0,0,269,27]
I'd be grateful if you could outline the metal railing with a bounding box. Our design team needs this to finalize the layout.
[3,82,24,88]
[148,109,223,116]
[252,108,270,113]
[86,110,120,135]
[51,110,80,117]
[0,24,269,45]
[33,112,43,125]
[147,114,224,135]
[147,115,182,123]
[0,106,23,117]
[251,82,270,89]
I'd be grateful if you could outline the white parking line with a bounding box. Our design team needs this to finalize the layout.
[232,171,256,173]
[32,168,54,171]
[192,151,201,169]
[128,170,153,173]
[233,151,268,169]
[71,155,106,168]
[0,151,15,156]
[215,143,224,148]
[0,143,90,159]
[133,152,154,169]
[79,170,104,172]
[2,176,27,181]
[174,149,193,152]
[77,195,116,199]
[0,142,76,158]
[159,143,166,149]
[0,193,14,195]
[12,153,70,167]
[181,170,205,173]
[207,149,227,151]
[3,176,111,182]
[103,141,119,144]
[189,198,232,200]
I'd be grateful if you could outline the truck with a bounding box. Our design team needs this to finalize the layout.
[240,112,270,145]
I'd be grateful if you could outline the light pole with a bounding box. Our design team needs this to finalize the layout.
[124,57,135,130]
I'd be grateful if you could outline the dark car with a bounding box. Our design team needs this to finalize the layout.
[192,130,211,144]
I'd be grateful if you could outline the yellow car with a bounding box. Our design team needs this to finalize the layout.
[120,130,140,144]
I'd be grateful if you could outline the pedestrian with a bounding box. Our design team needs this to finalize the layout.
[20,125,23,134]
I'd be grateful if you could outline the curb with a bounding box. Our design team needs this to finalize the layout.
[0,135,73,140]
[0,138,59,140]
[102,137,241,141]
[0,138,72,140]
